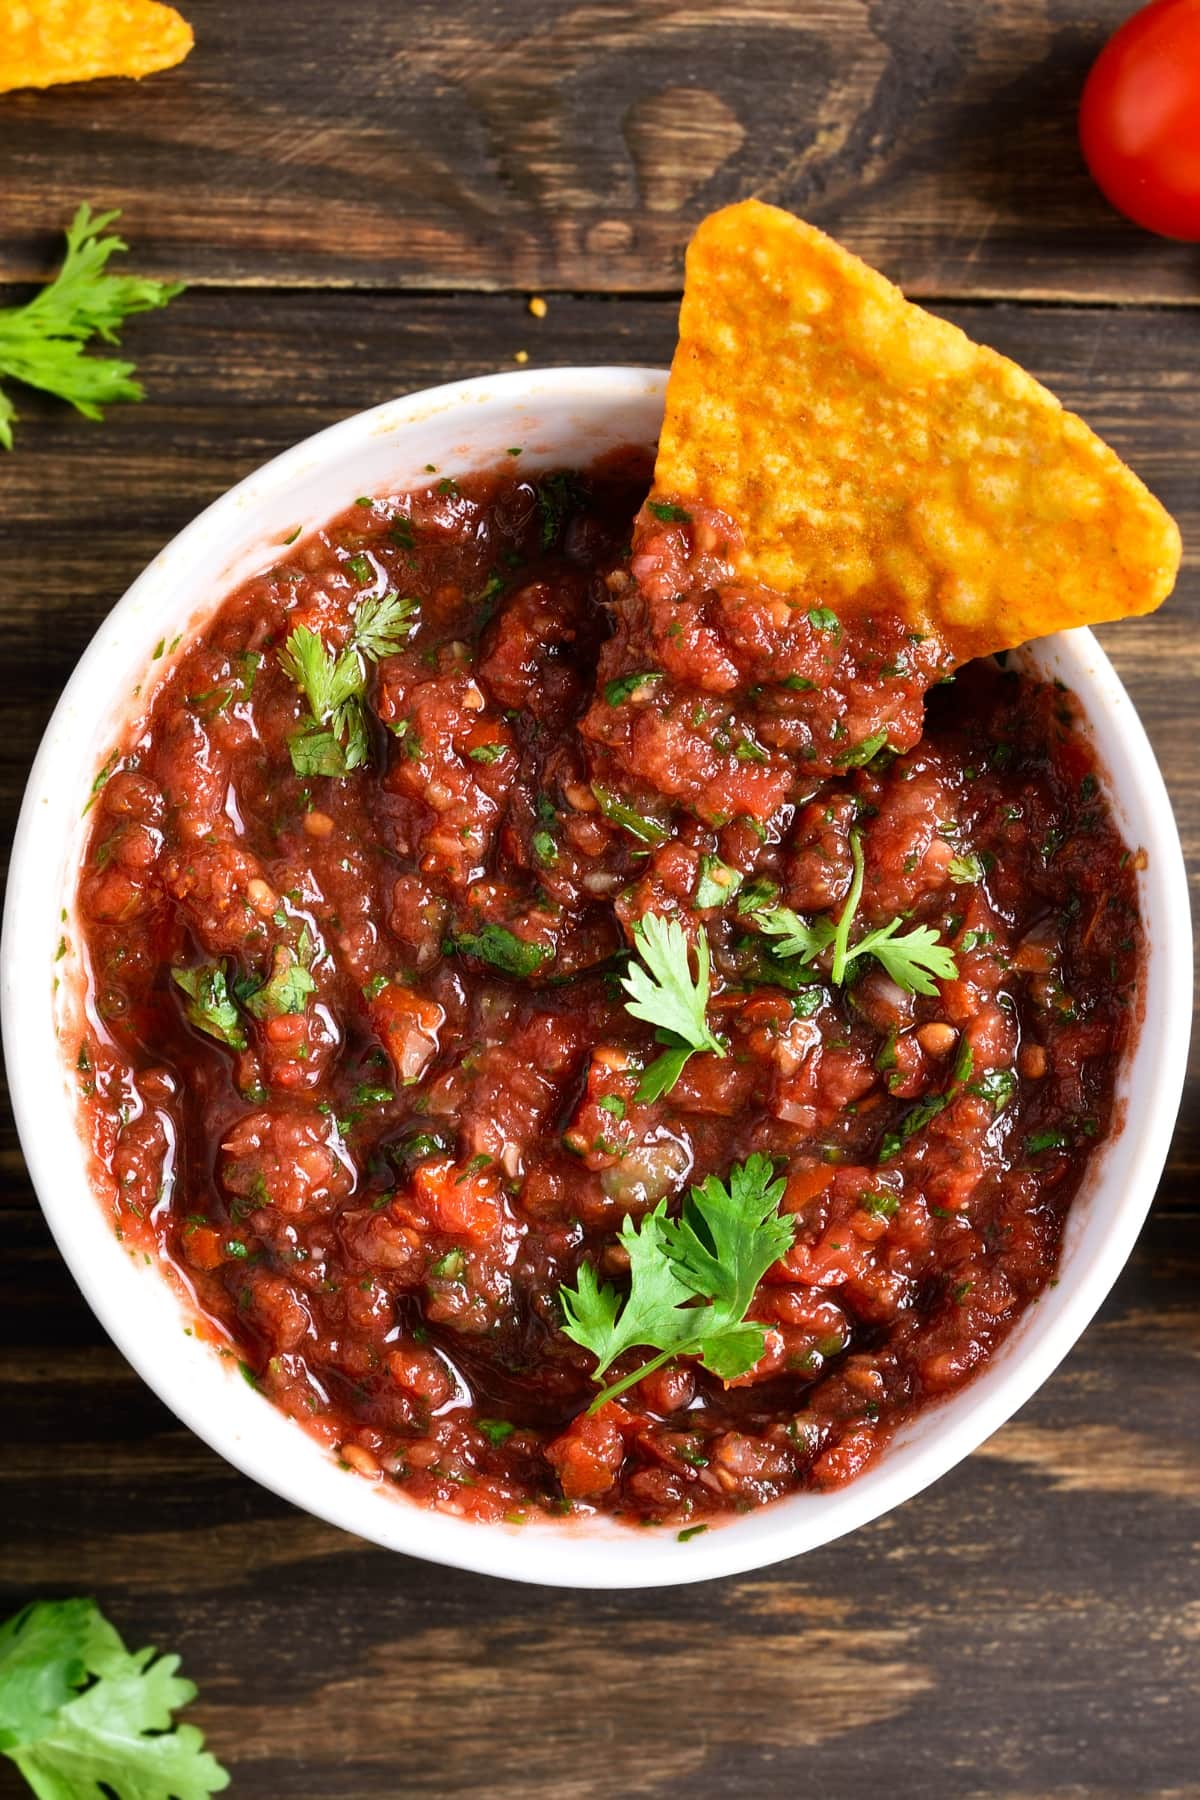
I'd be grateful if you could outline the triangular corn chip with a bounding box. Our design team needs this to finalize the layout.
[0,0,193,94]
[654,200,1180,663]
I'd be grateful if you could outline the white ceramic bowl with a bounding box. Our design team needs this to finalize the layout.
[2,367,1191,1588]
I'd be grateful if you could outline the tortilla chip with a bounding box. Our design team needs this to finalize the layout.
[654,200,1180,662]
[0,0,193,94]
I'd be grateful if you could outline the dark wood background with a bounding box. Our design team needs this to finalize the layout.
[1,3,1196,1795]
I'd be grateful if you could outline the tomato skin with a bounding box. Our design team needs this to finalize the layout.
[1079,0,1200,240]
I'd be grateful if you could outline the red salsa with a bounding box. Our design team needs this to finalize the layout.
[73,456,1141,1526]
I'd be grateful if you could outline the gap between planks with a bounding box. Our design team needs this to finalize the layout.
[0,276,1198,312]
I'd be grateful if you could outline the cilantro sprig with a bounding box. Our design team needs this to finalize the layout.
[832,829,958,994]
[620,914,725,1101]
[0,206,182,451]
[279,593,417,777]
[0,1597,228,1798]
[748,829,958,997]
[559,1153,795,1409]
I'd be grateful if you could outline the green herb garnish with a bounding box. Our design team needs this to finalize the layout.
[967,1067,1018,1111]
[830,830,958,995]
[0,1596,228,1796]
[279,594,416,778]
[750,907,837,965]
[171,965,246,1050]
[694,856,743,910]
[477,1419,516,1445]
[451,923,551,979]
[0,206,182,451]
[559,1153,795,1409]
[833,730,890,769]
[737,877,779,915]
[620,914,725,1101]
[878,1091,950,1163]
[591,785,670,844]
[1025,1128,1069,1156]
[947,852,986,885]
[242,944,315,1021]
[604,671,663,707]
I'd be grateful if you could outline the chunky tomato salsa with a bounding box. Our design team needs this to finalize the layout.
[74,456,1140,1529]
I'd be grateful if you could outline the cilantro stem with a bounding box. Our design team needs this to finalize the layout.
[586,1345,681,1413]
[830,827,866,984]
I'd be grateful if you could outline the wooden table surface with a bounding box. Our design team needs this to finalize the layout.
[1,3,1197,1795]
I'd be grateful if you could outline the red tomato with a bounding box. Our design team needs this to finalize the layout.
[1079,0,1200,239]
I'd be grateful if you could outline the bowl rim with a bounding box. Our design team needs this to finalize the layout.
[2,364,1192,1589]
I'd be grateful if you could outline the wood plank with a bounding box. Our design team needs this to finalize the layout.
[2,1206,1197,1798]
[0,0,1197,303]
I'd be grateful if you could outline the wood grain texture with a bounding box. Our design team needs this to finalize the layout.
[2,5,1199,1784]
[0,286,1197,1799]
[1,0,1199,303]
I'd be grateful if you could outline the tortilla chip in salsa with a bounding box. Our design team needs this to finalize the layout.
[0,0,193,94]
[654,199,1180,663]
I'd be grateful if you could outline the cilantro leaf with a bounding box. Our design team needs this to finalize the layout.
[558,1156,798,1410]
[0,206,182,451]
[621,915,725,1100]
[242,944,315,1021]
[662,1153,792,1339]
[878,1090,950,1162]
[278,626,361,725]
[0,1601,102,1752]
[744,834,956,996]
[632,1043,694,1105]
[450,922,551,979]
[1025,1128,1069,1156]
[278,624,376,777]
[694,856,743,911]
[947,852,986,885]
[559,1203,697,1381]
[967,1067,1017,1111]
[750,906,837,963]
[171,966,246,1050]
[286,723,357,778]
[351,591,418,662]
[0,1597,228,1798]
[591,785,671,844]
[737,877,779,915]
[622,915,722,1051]
[847,918,959,998]
[833,729,890,769]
